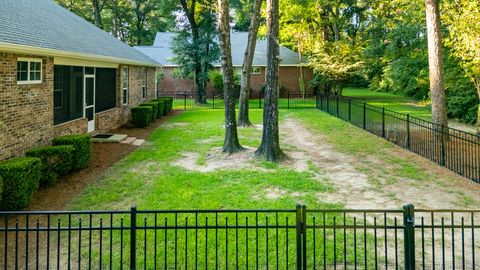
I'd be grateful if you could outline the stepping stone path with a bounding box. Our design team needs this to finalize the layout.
[120,137,145,146]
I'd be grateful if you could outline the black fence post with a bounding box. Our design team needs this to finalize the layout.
[259,92,262,109]
[382,107,386,138]
[363,102,366,130]
[336,95,339,117]
[326,95,330,114]
[348,99,351,122]
[406,114,411,150]
[301,205,307,270]
[184,91,187,111]
[130,206,137,270]
[403,204,415,270]
[295,204,303,270]
[440,126,446,166]
[213,92,215,109]
[288,91,290,109]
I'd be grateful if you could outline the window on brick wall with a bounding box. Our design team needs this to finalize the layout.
[17,58,42,84]
[122,66,129,105]
[142,67,147,99]
[251,66,261,74]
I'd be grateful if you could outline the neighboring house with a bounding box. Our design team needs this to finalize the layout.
[0,0,161,160]
[135,32,314,97]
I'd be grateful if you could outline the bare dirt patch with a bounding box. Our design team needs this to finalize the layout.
[280,118,480,210]
[171,147,264,172]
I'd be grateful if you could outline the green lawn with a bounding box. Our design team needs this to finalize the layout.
[342,87,432,119]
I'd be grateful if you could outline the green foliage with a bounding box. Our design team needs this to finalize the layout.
[0,175,2,205]
[139,103,158,122]
[155,100,164,118]
[155,97,173,114]
[0,157,41,210]
[209,70,241,97]
[171,10,220,87]
[52,134,92,170]
[26,145,74,186]
[131,106,153,127]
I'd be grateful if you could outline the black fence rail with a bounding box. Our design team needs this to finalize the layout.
[1,205,479,269]
[317,93,480,183]
[156,91,317,111]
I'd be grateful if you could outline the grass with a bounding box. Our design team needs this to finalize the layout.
[342,87,432,119]
[62,109,398,269]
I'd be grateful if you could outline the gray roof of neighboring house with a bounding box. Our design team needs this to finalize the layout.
[135,32,306,67]
[0,0,159,66]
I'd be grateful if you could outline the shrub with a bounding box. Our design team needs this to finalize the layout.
[0,157,41,210]
[131,106,152,128]
[139,103,157,122]
[52,134,91,170]
[155,98,170,115]
[156,100,164,119]
[0,175,2,205]
[26,145,74,186]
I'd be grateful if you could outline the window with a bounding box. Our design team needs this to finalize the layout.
[142,67,147,99]
[251,67,261,74]
[17,58,42,84]
[122,66,129,105]
[53,65,84,125]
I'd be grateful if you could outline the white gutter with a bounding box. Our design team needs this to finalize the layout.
[0,42,162,68]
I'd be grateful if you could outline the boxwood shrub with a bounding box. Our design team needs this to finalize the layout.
[26,145,74,186]
[52,134,91,170]
[0,157,41,210]
[131,106,152,128]
[155,100,164,119]
[139,103,157,122]
[155,98,171,115]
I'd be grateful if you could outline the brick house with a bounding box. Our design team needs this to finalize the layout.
[0,0,161,160]
[135,32,314,97]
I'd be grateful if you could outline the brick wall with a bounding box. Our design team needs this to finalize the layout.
[0,52,54,160]
[158,66,314,97]
[96,65,156,131]
[0,51,157,160]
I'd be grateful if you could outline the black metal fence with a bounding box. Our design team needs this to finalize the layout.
[1,205,479,269]
[156,91,317,111]
[317,93,480,183]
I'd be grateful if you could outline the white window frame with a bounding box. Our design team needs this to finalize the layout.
[122,66,129,105]
[142,67,147,100]
[17,58,43,85]
[251,66,261,75]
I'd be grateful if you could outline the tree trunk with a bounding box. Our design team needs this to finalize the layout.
[179,0,206,104]
[217,0,243,153]
[255,0,283,162]
[474,78,480,135]
[238,0,263,127]
[425,0,448,128]
[92,0,103,28]
[112,0,119,38]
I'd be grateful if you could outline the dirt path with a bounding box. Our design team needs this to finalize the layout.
[280,117,480,210]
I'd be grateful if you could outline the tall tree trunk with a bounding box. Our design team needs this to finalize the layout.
[255,0,283,162]
[425,0,448,128]
[474,78,480,135]
[92,0,103,28]
[238,0,263,127]
[112,0,119,38]
[217,0,243,153]
[179,0,206,104]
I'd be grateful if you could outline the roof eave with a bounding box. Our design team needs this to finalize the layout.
[0,42,162,68]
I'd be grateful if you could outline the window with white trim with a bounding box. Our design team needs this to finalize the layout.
[122,66,129,105]
[251,66,261,74]
[17,58,42,84]
[142,67,147,99]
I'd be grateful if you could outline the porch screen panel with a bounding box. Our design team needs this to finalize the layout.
[95,68,117,113]
[54,65,83,125]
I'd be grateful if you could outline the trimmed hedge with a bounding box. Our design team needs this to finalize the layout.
[155,97,172,115]
[131,106,153,128]
[52,134,91,170]
[139,103,158,122]
[26,145,74,186]
[0,157,41,210]
[156,100,164,119]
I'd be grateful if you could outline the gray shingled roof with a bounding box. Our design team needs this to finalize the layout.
[0,0,159,66]
[135,32,306,67]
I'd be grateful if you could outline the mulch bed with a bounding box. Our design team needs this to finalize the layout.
[26,111,182,211]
